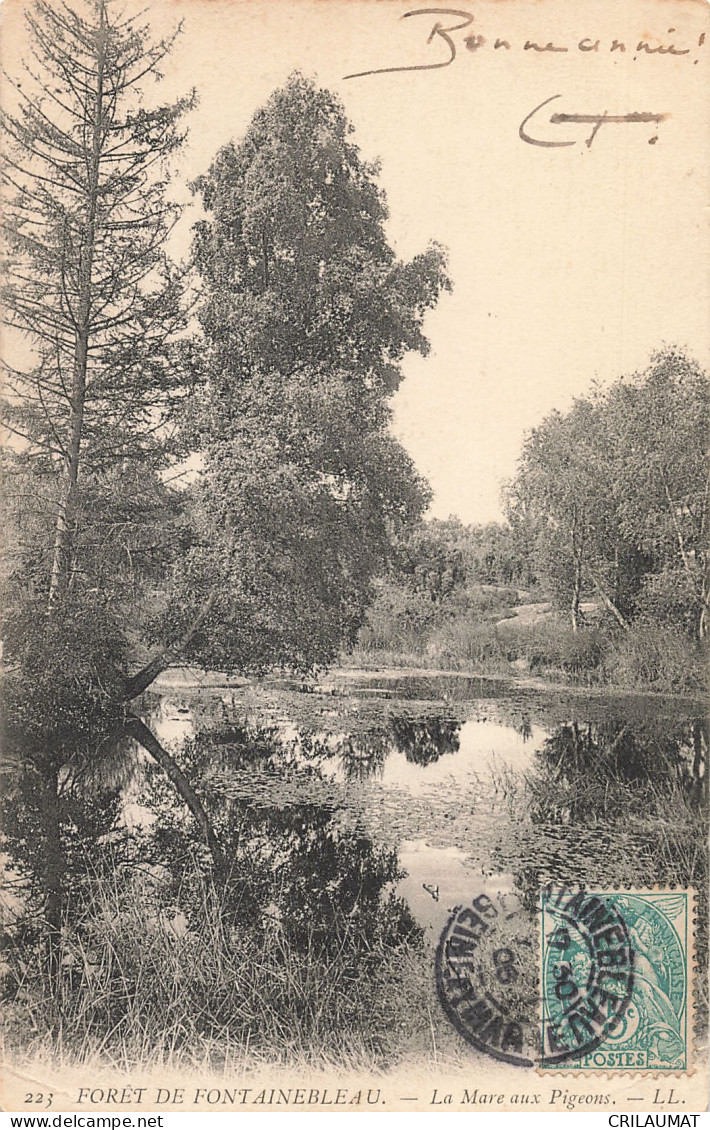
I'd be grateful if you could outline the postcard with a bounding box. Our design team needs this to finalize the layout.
[1,0,708,1114]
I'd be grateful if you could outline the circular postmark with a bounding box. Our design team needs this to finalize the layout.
[435,890,540,1067]
[540,887,635,1066]
[435,886,635,1068]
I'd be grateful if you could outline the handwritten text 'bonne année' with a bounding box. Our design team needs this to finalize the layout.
[343,8,707,80]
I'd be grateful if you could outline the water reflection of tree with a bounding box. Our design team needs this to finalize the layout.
[493,716,708,924]
[144,730,420,959]
[339,732,390,780]
[517,717,533,743]
[2,712,422,1057]
[0,703,230,997]
[0,736,138,993]
[527,718,707,822]
[388,715,460,766]
[189,708,465,780]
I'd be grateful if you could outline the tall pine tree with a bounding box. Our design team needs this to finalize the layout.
[1,0,194,611]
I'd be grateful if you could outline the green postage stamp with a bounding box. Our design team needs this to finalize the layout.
[540,888,692,1072]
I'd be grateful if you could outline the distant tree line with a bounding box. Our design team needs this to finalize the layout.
[363,346,708,681]
[389,516,534,604]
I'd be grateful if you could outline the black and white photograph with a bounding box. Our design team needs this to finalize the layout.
[1,0,708,1113]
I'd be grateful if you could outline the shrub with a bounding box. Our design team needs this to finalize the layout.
[427,618,506,669]
[605,620,706,693]
[1,591,128,748]
[357,580,441,653]
[497,618,608,679]
[635,564,704,639]
[355,580,521,663]
[460,585,519,614]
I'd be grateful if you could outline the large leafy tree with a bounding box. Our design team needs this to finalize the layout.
[507,347,709,639]
[507,396,627,631]
[605,349,710,639]
[127,74,450,695]
[2,41,450,711]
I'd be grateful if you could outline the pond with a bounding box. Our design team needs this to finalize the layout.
[2,670,707,1068]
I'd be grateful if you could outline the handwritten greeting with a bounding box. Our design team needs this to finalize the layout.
[343,7,707,80]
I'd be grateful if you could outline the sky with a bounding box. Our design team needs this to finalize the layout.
[3,0,709,523]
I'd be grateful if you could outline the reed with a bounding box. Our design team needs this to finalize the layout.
[2,868,435,1073]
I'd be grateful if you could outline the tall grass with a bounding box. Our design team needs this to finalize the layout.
[603,620,706,694]
[2,870,431,1072]
[427,619,508,672]
[496,619,608,679]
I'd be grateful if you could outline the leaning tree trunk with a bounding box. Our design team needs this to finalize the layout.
[585,566,630,630]
[123,591,218,700]
[124,714,225,876]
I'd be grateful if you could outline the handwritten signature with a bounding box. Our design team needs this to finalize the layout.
[343,7,705,79]
[520,94,669,148]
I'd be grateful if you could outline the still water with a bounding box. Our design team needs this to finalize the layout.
[137,671,706,937]
[2,669,707,1064]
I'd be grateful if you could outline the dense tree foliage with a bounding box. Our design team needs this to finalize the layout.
[507,348,709,639]
[2,17,449,719]
[606,350,709,639]
[134,74,450,688]
[391,516,530,605]
[506,397,627,631]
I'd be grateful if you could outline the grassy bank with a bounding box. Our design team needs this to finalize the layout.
[2,869,441,1073]
[348,583,706,695]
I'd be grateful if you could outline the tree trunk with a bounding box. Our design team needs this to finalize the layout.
[48,4,107,608]
[586,566,630,630]
[660,466,694,584]
[123,654,172,701]
[571,555,583,633]
[124,714,225,875]
[123,590,218,700]
[692,720,708,801]
[569,506,585,634]
[39,763,64,989]
[698,559,709,640]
